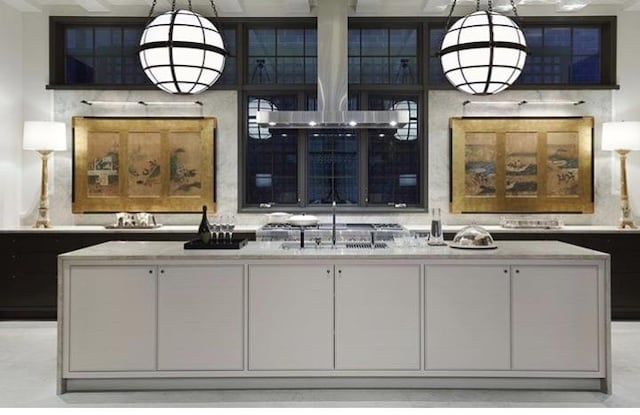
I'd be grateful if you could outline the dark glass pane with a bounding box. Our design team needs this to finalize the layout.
[123,56,147,84]
[523,28,543,48]
[305,29,317,56]
[222,28,236,55]
[249,57,275,83]
[95,56,122,83]
[123,27,143,55]
[390,57,417,84]
[308,131,358,205]
[66,56,94,83]
[572,55,600,83]
[360,57,389,83]
[544,27,571,49]
[361,29,388,56]
[277,29,304,56]
[217,57,237,84]
[246,95,298,205]
[348,29,360,56]
[367,95,420,206]
[65,27,93,55]
[95,27,121,55]
[390,29,416,56]
[248,29,275,56]
[305,57,317,83]
[348,57,361,83]
[277,57,305,83]
[573,27,600,55]
[428,29,446,85]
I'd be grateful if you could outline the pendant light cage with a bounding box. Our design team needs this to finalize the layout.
[249,99,278,140]
[439,0,528,95]
[139,0,228,94]
[390,100,418,141]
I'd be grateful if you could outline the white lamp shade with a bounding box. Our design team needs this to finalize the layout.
[602,121,640,151]
[23,121,67,151]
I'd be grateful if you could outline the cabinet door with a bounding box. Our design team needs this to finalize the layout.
[425,265,510,370]
[68,266,156,372]
[157,265,244,371]
[335,264,421,370]
[512,265,600,371]
[248,265,333,370]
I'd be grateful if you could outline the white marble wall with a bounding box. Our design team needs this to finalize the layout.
[30,87,632,228]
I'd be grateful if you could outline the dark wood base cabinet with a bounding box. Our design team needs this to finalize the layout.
[1,230,638,320]
[0,231,254,320]
[444,232,640,320]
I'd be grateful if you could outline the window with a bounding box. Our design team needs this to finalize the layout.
[427,17,616,88]
[247,27,317,84]
[348,27,418,84]
[242,21,425,210]
[49,17,237,87]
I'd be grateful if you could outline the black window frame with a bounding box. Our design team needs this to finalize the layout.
[48,15,618,213]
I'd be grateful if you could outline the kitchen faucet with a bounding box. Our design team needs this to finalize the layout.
[332,200,337,247]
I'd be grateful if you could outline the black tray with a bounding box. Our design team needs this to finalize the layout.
[184,238,248,250]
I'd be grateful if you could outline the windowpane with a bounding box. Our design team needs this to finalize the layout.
[277,57,305,83]
[308,131,359,205]
[350,27,418,85]
[245,95,298,206]
[95,27,122,55]
[277,29,304,56]
[65,27,93,55]
[248,29,275,56]
[66,55,94,83]
[367,95,420,206]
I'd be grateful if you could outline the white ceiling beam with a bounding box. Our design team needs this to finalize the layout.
[1,0,41,12]
[214,0,245,13]
[74,0,111,13]
[623,0,640,11]
[421,0,451,13]
[284,0,311,13]
[556,0,594,12]
[355,0,382,13]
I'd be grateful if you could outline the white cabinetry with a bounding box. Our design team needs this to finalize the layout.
[248,264,334,370]
[68,266,156,372]
[512,265,600,371]
[157,265,244,371]
[425,265,510,370]
[335,264,421,370]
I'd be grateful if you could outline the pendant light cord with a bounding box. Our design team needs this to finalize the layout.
[147,0,157,17]
[444,0,458,32]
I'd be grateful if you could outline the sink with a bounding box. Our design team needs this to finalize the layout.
[280,241,388,250]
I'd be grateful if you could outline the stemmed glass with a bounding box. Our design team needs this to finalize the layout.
[227,215,236,241]
[210,216,221,243]
[220,214,230,242]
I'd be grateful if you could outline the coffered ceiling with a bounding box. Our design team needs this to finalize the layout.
[2,0,639,15]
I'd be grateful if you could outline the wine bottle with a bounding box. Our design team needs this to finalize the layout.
[198,205,212,244]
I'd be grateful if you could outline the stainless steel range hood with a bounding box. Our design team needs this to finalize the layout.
[256,0,409,129]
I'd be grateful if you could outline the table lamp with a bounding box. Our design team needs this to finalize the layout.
[23,121,67,228]
[602,121,640,229]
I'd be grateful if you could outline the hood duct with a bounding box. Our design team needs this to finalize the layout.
[256,0,410,129]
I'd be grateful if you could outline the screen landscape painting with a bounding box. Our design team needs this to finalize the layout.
[451,117,593,213]
[73,117,216,213]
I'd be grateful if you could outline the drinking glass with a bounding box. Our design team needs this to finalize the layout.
[219,215,230,241]
[211,216,221,242]
[228,215,237,241]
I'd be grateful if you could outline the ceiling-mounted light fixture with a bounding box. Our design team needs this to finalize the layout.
[439,0,528,95]
[139,0,227,94]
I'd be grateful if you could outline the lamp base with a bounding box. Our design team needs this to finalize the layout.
[618,218,637,229]
[33,208,51,229]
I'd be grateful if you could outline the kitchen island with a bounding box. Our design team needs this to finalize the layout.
[57,240,610,394]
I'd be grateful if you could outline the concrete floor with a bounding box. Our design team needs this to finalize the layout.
[1,321,639,407]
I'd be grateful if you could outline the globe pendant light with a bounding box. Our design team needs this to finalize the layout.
[249,98,278,140]
[139,0,227,94]
[439,0,527,95]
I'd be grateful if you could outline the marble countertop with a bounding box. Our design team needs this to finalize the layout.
[2,224,640,234]
[59,240,609,261]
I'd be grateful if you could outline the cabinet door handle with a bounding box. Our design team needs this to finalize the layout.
[515,269,520,274]
[503,269,508,274]
[160,269,165,274]
[326,269,331,275]
[148,269,154,274]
